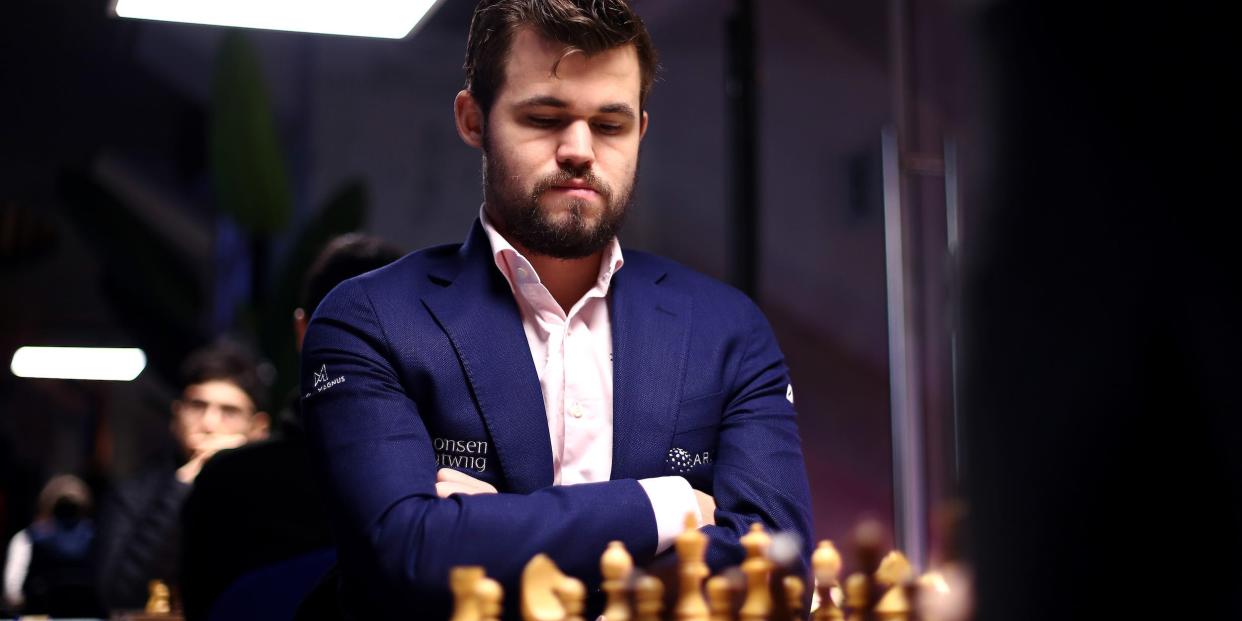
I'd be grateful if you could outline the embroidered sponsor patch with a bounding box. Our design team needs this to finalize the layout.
[786,383,794,405]
[305,364,345,399]
[433,437,489,472]
[666,447,712,473]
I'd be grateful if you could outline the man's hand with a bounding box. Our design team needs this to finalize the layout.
[176,433,249,484]
[694,489,716,526]
[436,468,498,497]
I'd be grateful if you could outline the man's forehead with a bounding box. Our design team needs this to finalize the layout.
[183,379,253,407]
[499,27,641,106]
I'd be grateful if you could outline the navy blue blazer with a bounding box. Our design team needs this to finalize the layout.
[301,220,813,618]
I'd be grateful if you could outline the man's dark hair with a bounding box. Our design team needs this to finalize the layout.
[301,233,403,316]
[179,341,269,413]
[463,0,659,115]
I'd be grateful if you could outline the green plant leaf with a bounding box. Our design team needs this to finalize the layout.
[210,30,291,234]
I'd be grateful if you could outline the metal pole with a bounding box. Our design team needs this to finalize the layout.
[944,139,963,482]
[882,127,926,572]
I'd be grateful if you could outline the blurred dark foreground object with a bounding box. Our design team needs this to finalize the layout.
[962,2,1241,620]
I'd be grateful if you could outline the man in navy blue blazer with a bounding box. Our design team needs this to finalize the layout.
[300,1,813,617]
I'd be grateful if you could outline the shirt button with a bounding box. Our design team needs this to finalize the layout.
[570,403,584,418]
[516,267,528,279]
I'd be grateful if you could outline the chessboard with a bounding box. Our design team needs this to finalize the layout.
[448,515,966,621]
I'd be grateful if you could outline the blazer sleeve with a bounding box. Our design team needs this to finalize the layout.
[300,279,659,604]
[700,298,815,577]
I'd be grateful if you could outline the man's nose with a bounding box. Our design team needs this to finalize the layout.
[556,120,595,171]
[201,406,222,432]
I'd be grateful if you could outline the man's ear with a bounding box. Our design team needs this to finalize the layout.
[455,90,485,148]
[639,110,649,139]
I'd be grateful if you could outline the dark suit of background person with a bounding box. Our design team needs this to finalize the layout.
[299,220,814,619]
[96,453,190,610]
[180,234,403,621]
[962,2,1242,620]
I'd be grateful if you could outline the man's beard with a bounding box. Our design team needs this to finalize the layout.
[482,142,633,260]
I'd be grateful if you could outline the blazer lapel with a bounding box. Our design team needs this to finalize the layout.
[421,221,554,493]
[609,262,692,481]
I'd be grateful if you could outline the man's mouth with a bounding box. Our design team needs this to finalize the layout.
[547,182,601,199]
[534,171,609,203]
[551,186,598,195]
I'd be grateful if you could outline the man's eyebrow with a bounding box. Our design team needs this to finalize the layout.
[513,97,637,119]
[514,96,569,109]
[598,103,637,119]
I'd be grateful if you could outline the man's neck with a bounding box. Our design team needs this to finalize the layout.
[514,242,603,314]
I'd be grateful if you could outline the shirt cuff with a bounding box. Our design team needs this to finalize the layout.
[637,476,703,554]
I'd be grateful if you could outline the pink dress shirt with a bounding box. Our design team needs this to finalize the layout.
[480,208,701,553]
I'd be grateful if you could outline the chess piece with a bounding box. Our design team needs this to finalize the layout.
[555,576,587,621]
[635,574,665,621]
[522,554,570,621]
[765,531,805,621]
[812,541,844,621]
[844,520,886,621]
[739,523,773,621]
[873,552,913,621]
[843,573,868,621]
[915,571,948,621]
[783,575,805,621]
[451,566,486,621]
[675,513,710,621]
[707,575,735,621]
[476,577,503,621]
[603,541,635,621]
[916,565,971,621]
[145,579,171,614]
[874,552,912,587]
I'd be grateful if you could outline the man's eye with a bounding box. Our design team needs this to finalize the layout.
[594,123,623,134]
[528,116,558,127]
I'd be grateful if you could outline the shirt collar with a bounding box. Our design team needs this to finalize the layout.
[479,204,625,292]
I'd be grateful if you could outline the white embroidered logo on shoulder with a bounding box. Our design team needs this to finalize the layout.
[786,383,795,405]
[308,364,346,397]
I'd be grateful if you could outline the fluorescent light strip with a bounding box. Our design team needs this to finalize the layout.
[11,347,147,381]
[113,0,443,39]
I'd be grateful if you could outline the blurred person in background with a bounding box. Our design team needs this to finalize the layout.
[3,473,100,617]
[97,341,270,611]
[180,233,402,621]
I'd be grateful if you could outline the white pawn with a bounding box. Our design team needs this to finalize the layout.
[739,523,773,621]
[812,541,844,621]
[635,574,664,621]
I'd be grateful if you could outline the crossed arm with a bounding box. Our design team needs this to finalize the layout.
[434,467,719,526]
